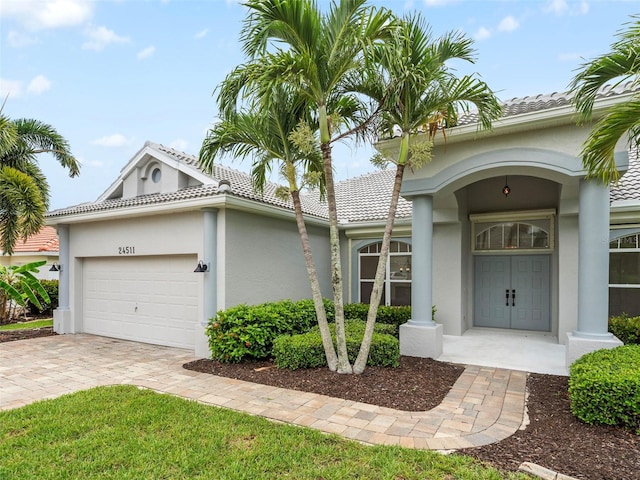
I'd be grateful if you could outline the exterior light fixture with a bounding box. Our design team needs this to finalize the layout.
[194,260,208,273]
[49,263,61,272]
[502,176,511,197]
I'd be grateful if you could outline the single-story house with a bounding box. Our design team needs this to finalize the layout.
[1,226,60,281]
[48,82,640,366]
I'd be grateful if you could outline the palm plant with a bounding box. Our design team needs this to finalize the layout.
[569,15,640,184]
[0,260,50,323]
[350,14,502,373]
[200,83,341,370]
[0,115,80,254]
[235,0,396,373]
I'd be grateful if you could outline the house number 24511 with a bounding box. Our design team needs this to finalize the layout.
[118,246,135,254]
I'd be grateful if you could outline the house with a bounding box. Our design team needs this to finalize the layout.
[0,226,60,280]
[47,83,640,367]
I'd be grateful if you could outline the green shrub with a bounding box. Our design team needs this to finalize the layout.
[609,314,640,345]
[26,279,58,315]
[569,345,640,431]
[273,320,399,369]
[206,299,329,363]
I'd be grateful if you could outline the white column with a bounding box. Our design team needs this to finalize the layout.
[53,224,73,333]
[195,208,218,358]
[399,195,443,358]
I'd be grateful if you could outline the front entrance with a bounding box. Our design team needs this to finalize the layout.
[474,255,550,331]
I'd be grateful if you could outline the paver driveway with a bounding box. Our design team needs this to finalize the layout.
[1,334,528,450]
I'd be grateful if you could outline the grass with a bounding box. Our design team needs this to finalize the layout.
[0,318,53,331]
[0,386,530,480]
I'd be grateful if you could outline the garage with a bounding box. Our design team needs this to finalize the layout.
[83,255,199,349]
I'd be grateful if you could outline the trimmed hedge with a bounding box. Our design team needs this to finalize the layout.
[273,320,399,370]
[609,314,640,345]
[569,345,640,431]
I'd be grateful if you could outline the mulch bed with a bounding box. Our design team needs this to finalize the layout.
[185,357,639,480]
[0,327,56,343]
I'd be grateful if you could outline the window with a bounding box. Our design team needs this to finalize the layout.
[359,241,411,306]
[151,167,162,183]
[470,210,555,253]
[609,232,640,316]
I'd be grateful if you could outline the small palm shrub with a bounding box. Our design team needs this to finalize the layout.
[609,314,640,345]
[26,279,58,316]
[273,320,399,369]
[569,345,640,431]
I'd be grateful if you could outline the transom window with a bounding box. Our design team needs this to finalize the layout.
[609,232,640,316]
[359,241,411,306]
[470,210,555,253]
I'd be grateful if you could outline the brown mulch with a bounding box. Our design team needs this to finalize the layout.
[0,326,56,343]
[185,357,639,480]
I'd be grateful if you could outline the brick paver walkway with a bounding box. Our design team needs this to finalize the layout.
[0,335,528,450]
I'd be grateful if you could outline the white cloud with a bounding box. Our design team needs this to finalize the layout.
[545,0,589,16]
[474,27,492,41]
[545,0,568,15]
[498,16,519,33]
[137,45,156,60]
[27,75,52,95]
[423,0,458,6]
[92,134,133,147]
[0,78,23,99]
[7,30,37,47]
[194,29,209,39]
[1,0,93,31]
[82,25,130,51]
[169,139,189,151]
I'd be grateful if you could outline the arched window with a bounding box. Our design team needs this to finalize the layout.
[475,222,550,250]
[359,241,411,306]
[609,232,640,316]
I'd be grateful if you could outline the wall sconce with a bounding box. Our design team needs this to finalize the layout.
[502,176,511,197]
[193,260,208,273]
[49,263,62,272]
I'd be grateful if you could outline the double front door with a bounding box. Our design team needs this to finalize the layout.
[474,255,550,331]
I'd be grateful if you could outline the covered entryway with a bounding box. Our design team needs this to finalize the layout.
[474,255,550,331]
[83,255,198,348]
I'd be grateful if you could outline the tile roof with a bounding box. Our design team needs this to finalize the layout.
[10,226,59,253]
[611,147,640,202]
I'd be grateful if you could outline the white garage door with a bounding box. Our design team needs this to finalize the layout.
[83,255,199,349]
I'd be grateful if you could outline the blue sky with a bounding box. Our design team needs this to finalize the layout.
[1,0,639,210]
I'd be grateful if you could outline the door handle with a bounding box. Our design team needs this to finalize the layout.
[511,289,516,307]
[505,289,510,306]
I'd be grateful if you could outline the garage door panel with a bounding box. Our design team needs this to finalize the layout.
[83,255,198,348]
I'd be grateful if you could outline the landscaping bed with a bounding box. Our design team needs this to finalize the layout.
[185,357,639,480]
[0,326,56,343]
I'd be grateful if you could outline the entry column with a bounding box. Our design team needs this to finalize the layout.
[566,179,622,366]
[195,208,218,358]
[53,224,73,334]
[399,194,443,358]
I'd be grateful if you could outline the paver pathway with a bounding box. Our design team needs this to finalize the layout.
[0,335,528,450]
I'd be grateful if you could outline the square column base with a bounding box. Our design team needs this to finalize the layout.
[194,323,211,359]
[53,308,73,334]
[566,332,623,368]
[399,322,443,358]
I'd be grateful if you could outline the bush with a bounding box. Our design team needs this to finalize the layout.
[206,299,326,363]
[609,314,640,345]
[26,280,58,316]
[568,345,640,431]
[273,320,399,369]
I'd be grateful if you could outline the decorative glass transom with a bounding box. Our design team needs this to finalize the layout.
[475,222,550,251]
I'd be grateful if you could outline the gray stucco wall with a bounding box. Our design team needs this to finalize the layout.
[222,210,332,307]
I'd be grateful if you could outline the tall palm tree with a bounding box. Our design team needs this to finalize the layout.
[350,14,502,373]
[200,83,340,371]
[569,15,640,184]
[236,0,396,373]
[0,115,80,255]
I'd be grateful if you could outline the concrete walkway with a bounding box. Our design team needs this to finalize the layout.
[0,335,528,450]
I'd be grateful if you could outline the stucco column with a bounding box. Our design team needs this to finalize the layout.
[399,195,442,358]
[195,208,218,358]
[53,224,72,333]
[567,179,621,366]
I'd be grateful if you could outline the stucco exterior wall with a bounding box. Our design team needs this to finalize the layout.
[222,210,332,307]
[433,222,463,335]
[558,214,579,343]
[0,254,59,280]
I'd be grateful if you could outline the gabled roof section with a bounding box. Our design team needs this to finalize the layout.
[611,147,640,202]
[47,142,328,219]
[9,226,59,253]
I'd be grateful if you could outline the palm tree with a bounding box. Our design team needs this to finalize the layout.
[350,14,502,373]
[569,15,640,184]
[0,115,80,255]
[200,83,341,371]
[236,0,396,373]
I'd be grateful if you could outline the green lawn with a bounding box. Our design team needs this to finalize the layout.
[0,318,53,331]
[0,386,530,480]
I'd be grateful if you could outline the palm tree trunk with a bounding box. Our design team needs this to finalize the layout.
[290,189,339,371]
[353,162,406,374]
[320,140,352,374]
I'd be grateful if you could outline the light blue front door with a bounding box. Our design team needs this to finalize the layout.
[474,255,550,331]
